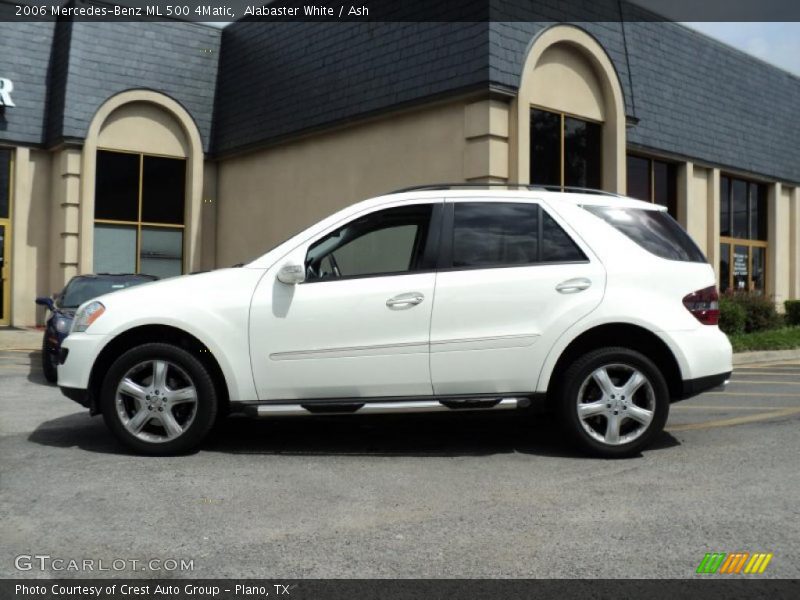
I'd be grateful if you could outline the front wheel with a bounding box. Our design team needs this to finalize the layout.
[100,343,218,456]
[557,347,669,458]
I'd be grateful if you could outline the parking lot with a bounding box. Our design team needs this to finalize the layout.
[1,347,799,579]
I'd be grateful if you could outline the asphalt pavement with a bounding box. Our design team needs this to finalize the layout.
[1,347,798,579]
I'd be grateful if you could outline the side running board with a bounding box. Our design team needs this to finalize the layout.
[248,397,530,417]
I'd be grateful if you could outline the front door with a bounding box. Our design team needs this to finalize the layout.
[249,201,442,401]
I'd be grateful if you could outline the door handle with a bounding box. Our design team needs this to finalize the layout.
[555,278,592,294]
[386,292,425,308]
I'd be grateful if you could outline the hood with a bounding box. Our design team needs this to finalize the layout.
[78,267,267,337]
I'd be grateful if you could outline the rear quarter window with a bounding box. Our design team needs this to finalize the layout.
[584,206,707,263]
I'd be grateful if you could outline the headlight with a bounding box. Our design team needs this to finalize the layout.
[54,316,71,334]
[72,301,105,333]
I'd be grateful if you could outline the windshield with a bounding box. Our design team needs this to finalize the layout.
[59,277,154,308]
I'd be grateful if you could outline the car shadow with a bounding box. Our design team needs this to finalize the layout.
[28,409,681,459]
[26,350,55,387]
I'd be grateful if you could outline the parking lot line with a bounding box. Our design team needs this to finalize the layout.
[731,370,800,375]
[673,405,797,411]
[707,391,800,397]
[730,379,800,385]
[667,407,800,432]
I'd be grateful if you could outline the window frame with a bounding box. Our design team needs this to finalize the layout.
[300,202,444,284]
[93,148,187,276]
[625,152,678,219]
[530,105,603,191]
[439,200,590,272]
[718,174,769,293]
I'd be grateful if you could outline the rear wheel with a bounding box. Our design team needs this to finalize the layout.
[41,337,58,383]
[557,347,669,458]
[100,343,217,455]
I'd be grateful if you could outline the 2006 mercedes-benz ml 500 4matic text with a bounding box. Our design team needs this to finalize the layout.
[58,186,732,457]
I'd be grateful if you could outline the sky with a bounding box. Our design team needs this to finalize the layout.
[682,22,800,77]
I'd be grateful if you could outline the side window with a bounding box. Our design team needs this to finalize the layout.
[541,210,587,262]
[305,204,433,281]
[451,202,586,268]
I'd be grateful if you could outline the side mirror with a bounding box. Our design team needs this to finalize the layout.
[276,263,305,285]
[35,296,55,311]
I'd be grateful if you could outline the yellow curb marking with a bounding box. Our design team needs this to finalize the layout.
[667,407,800,432]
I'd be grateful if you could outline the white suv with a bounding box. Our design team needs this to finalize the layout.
[58,187,732,457]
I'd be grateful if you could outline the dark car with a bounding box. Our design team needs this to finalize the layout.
[35,274,158,382]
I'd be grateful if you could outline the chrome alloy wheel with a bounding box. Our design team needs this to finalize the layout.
[115,359,198,444]
[576,363,656,446]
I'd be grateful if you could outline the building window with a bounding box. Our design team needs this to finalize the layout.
[626,154,678,219]
[94,150,185,278]
[719,175,767,293]
[530,108,601,190]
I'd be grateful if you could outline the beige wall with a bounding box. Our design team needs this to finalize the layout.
[215,100,469,266]
[11,148,52,327]
[789,186,800,302]
[686,164,710,255]
[48,148,81,295]
[767,184,791,307]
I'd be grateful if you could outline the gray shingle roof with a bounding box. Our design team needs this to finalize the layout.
[212,21,489,155]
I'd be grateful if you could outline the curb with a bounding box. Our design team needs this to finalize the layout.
[733,348,800,366]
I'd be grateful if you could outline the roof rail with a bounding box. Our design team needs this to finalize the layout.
[390,183,623,197]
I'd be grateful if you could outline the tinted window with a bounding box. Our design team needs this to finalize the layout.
[584,206,706,263]
[653,161,677,218]
[732,179,748,239]
[564,116,601,189]
[95,151,140,222]
[306,205,432,281]
[530,109,560,187]
[720,177,730,237]
[541,211,587,262]
[454,203,538,268]
[750,184,767,241]
[452,203,586,268]
[626,155,650,202]
[142,156,185,224]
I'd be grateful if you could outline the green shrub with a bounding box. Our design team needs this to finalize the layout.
[786,300,800,326]
[722,292,781,333]
[718,296,746,335]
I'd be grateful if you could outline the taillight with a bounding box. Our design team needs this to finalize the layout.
[682,286,720,325]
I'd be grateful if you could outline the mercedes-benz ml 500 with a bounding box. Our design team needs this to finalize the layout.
[58,188,732,457]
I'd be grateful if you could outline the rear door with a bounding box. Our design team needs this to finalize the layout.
[429,199,605,395]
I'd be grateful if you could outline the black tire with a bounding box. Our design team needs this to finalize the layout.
[100,343,218,456]
[556,347,669,458]
[41,338,58,384]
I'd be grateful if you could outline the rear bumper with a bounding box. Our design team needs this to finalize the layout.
[678,371,731,400]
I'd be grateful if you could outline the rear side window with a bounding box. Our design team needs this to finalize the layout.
[584,206,706,263]
[452,202,586,268]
